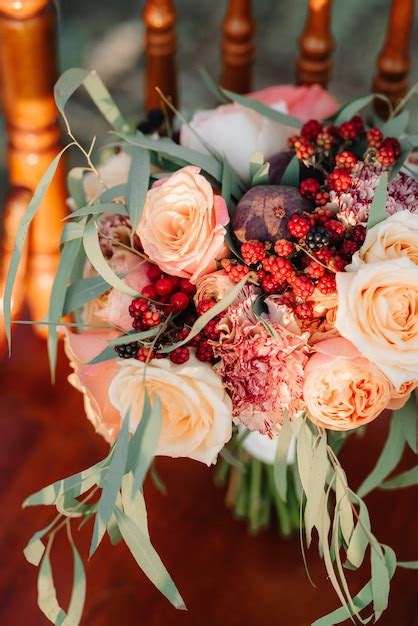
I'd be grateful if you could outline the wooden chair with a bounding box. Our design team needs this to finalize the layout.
[0,0,415,345]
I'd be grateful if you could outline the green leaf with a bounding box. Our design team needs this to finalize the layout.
[221,88,302,128]
[61,221,86,244]
[24,538,46,567]
[273,418,293,501]
[367,172,388,230]
[280,154,300,187]
[250,152,270,186]
[107,513,123,545]
[67,167,88,209]
[389,136,415,180]
[67,201,128,220]
[357,409,405,497]
[379,110,410,137]
[100,183,128,202]
[63,274,111,316]
[304,433,329,547]
[90,413,130,556]
[399,395,417,453]
[221,160,244,261]
[65,530,86,626]
[295,421,315,494]
[88,344,118,365]
[114,505,186,610]
[333,95,376,125]
[108,328,160,347]
[3,146,70,349]
[335,469,354,546]
[198,66,229,104]
[371,540,390,617]
[47,238,83,382]
[37,541,67,624]
[219,446,245,471]
[398,560,418,569]
[83,218,139,297]
[126,146,150,230]
[54,68,130,133]
[380,465,418,490]
[346,499,371,569]
[132,394,162,494]
[159,273,250,353]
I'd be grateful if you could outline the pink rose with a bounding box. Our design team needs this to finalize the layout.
[303,338,393,431]
[138,166,229,283]
[249,84,339,122]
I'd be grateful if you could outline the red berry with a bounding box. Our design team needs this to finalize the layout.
[294,138,315,162]
[338,116,363,141]
[261,256,293,281]
[147,265,163,283]
[288,134,300,149]
[260,274,286,295]
[132,318,144,331]
[341,239,359,259]
[315,190,330,206]
[382,137,401,158]
[335,150,357,172]
[203,317,221,341]
[317,273,336,294]
[367,127,383,148]
[287,214,311,239]
[142,310,161,328]
[189,332,203,347]
[141,284,158,300]
[241,239,266,265]
[274,239,295,257]
[197,299,215,315]
[315,246,332,264]
[305,260,326,279]
[170,291,190,313]
[129,297,150,318]
[176,327,190,341]
[352,224,366,244]
[136,347,155,362]
[316,131,334,151]
[328,255,346,272]
[179,278,197,296]
[351,116,364,133]
[278,292,296,309]
[301,119,322,141]
[170,346,190,365]
[300,178,321,200]
[196,340,215,363]
[295,302,314,320]
[315,207,333,224]
[155,277,175,297]
[376,146,395,167]
[324,219,346,243]
[291,275,315,300]
[228,264,250,283]
[327,168,352,193]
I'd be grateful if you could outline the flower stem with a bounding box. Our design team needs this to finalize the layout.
[248,458,262,533]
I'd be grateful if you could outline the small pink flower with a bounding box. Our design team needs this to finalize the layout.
[249,84,339,122]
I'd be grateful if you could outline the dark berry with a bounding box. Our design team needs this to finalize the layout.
[115,342,139,359]
[137,119,153,134]
[147,108,165,129]
[306,226,329,251]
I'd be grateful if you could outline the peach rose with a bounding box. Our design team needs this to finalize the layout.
[83,250,151,331]
[138,166,229,283]
[335,258,418,388]
[248,84,339,122]
[304,338,393,431]
[387,380,417,410]
[83,151,131,201]
[108,354,233,465]
[305,288,339,344]
[194,270,235,306]
[350,210,418,269]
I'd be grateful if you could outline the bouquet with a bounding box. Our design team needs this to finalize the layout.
[5,68,418,626]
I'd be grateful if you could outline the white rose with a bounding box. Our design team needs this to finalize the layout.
[350,210,418,269]
[108,355,233,465]
[180,101,294,181]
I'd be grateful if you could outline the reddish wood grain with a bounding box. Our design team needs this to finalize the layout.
[0,328,417,626]
[296,0,334,87]
[220,0,255,94]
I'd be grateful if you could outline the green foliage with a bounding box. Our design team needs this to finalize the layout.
[367,171,388,230]
[221,88,302,129]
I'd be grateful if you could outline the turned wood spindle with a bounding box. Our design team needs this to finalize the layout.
[297,0,334,87]
[373,0,415,109]
[143,0,178,111]
[220,0,255,94]
[0,0,67,330]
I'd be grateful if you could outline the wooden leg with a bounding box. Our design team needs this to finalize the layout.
[220,0,255,94]
[296,0,334,87]
[0,1,67,335]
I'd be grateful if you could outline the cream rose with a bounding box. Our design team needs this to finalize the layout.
[138,166,229,284]
[335,258,418,388]
[350,211,418,268]
[194,269,235,306]
[83,151,131,201]
[387,380,417,410]
[304,338,393,431]
[108,354,233,465]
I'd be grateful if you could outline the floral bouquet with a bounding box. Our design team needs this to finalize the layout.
[4,68,418,626]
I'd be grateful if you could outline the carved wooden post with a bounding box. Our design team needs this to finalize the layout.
[143,0,178,111]
[0,0,67,329]
[296,0,334,87]
[220,0,255,94]
[373,0,415,109]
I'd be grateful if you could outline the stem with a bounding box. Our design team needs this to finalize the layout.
[266,465,292,537]
[248,458,263,533]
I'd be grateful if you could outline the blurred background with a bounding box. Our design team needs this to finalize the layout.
[0,1,417,625]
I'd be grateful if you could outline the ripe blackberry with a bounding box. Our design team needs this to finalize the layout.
[306,225,329,251]
[317,273,336,294]
[132,318,144,331]
[274,239,295,258]
[291,275,314,300]
[301,119,322,141]
[287,214,311,239]
[241,239,266,265]
[196,340,215,363]
[300,178,320,200]
[115,342,139,359]
[170,347,190,365]
[327,168,352,193]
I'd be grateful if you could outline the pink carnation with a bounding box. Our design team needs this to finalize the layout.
[213,293,309,436]
[330,164,418,225]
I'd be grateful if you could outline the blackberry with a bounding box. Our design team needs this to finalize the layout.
[115,341,139,359]
[306,226,329,251]
[147,108,165,129]
[137,119,153,134]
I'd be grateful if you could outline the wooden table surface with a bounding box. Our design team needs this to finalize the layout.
[1,327,417,626]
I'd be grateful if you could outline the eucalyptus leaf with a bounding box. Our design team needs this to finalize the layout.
[380,465,418,490]
[67,201,128,220]
[63,274,112,316]
[273,418,293,501]
[367,172,388,230]
[304,434,329,547]
[335,469,354,546]
[61,221,86,244]
[280,154,300,187]
[37,543,67,624]
[100,183,128,202]
[67,167,88,209]
[64,532,86,626]
[24,539,46,567]
[198,66,229,104]
[221,88,302,128]
[398,560,418,569]
[126,146,150,229]
[346,499,371,569]
[295,421,315,494]
[379,110,410,137]
[333,95,376,125]
[371,540,390,616]
[132,394,162,494]
[399,395,417,453]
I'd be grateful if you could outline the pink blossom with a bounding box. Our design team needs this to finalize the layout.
[249,84,339,122]
[213,293,310,436]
